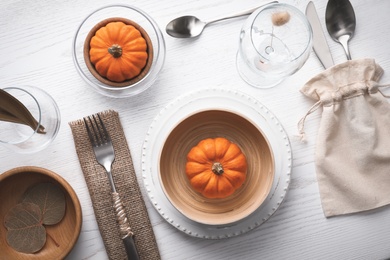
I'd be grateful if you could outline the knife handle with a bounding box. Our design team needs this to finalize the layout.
[112,192,140,260]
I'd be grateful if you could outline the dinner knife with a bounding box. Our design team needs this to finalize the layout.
[305,1,334,69]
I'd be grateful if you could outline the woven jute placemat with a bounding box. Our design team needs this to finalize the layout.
[69,110,160,260]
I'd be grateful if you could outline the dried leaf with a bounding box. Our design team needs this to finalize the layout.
[22,182,66,225]
[4,202,46,254]
[0,89,45,133]
[3,183,67,254]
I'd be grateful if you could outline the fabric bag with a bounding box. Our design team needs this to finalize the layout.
[299,58,390,217]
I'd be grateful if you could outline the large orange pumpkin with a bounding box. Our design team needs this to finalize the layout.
[185,137,247,199]
[89,21,148,82]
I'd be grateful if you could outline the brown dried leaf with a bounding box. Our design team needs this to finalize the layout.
[22,182,66,225]
[4,202,46,254]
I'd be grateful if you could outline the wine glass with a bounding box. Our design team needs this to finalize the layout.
[0,85,61,154]
[236,3,312,88]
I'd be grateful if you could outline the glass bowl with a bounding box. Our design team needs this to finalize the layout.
[72,4,166,98]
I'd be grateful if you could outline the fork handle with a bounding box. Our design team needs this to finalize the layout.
[123,236,139,260]
[112,192,140,260]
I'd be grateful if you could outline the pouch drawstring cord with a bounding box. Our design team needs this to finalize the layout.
[376,83,390,98]
[297,83,390,142]
[297,100,322,141]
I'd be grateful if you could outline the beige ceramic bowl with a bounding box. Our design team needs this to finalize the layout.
[0,166,82,259]
[159,110,274,225]
[83,17,154,87]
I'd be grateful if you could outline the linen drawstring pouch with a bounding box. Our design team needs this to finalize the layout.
[299,58,390,217]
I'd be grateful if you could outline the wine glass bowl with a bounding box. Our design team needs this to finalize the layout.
[236,3,312,88]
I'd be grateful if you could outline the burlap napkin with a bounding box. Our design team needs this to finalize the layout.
[69,110,160,260]
[300,59,390,217]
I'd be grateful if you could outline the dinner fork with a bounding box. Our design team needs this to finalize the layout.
[84,114,140,260]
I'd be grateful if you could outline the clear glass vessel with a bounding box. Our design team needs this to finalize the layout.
[72,4,166,98]
[0,85,61,153]
[236,3,312,88]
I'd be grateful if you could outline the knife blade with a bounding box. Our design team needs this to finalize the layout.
[305,1,334,69]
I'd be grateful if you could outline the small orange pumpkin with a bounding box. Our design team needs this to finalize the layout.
[185,137,247,199]
[89,21,148,82]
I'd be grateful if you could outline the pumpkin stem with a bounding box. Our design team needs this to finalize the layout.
[212,162,224,175]
[108,44,122,58]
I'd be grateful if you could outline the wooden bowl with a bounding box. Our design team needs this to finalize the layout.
[83,17,154,87]
[0,166,82,259]
[160,110,274,225]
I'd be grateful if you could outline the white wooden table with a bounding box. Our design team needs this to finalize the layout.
[1,0,390,259]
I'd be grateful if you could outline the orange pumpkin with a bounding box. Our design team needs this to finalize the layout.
[89,21,148,82]
[186,137,247,199]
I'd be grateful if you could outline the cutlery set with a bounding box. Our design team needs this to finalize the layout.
[305,0,356,68]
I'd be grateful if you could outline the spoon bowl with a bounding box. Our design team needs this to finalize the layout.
[166,16,206,38]
[325,0,356,60]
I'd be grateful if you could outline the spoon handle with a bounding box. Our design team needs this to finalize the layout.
[206,1,278,25]
[338,34,352,60]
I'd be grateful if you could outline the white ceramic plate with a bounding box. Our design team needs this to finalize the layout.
[142,88,292,239]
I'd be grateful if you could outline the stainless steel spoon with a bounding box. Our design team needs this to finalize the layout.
[325,0,356,60]
[166,2,277,38]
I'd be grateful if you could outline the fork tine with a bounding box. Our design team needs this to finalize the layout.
[83,116,97,147]
[96,114,111,142]
[84,114,111,147]
[91,114,105,146]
